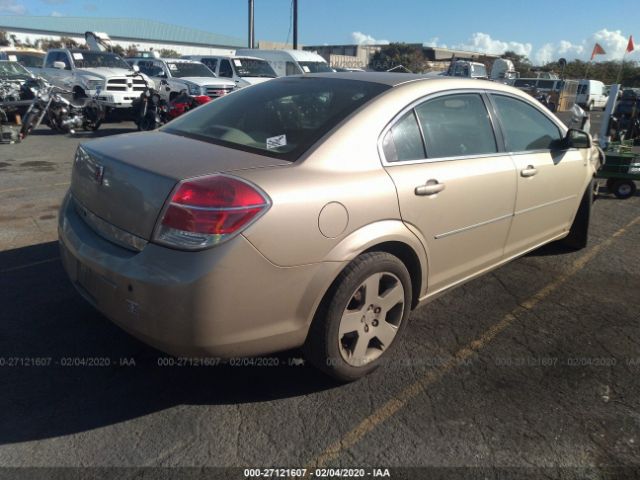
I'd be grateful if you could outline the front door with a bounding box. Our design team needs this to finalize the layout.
[488,93,586,256]
[382,92,517,295]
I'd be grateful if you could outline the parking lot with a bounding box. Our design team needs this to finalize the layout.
[1,118,639,478]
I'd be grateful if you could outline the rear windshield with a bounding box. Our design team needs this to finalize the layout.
[163,77,389,161]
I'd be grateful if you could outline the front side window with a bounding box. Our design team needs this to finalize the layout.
[163,77,389,161]
[382,111,425,162]
[415,94,497,158]
[218,59,233,78]
[491,94,562,151]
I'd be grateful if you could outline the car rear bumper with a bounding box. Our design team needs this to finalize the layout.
[58,192,339,357]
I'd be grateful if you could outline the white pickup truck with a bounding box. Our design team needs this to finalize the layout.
[40,49,150,110]
[125,57,236,101]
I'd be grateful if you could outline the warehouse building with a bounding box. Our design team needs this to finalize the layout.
[0,15,245,55]
[304,43,500,71]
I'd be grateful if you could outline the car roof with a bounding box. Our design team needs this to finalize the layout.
[303,72,499,87]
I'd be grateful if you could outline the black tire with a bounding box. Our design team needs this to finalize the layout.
[138,114,158,131]
[304,252,412,382]
[82,100,104,131]
[561,180,593,250]
[19,109,41,138]
[611,179,637,199]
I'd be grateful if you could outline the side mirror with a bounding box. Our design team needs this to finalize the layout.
[53,61,66,70]
[566,128,592,149]
[553,128,591,150]
[132,64,140,73]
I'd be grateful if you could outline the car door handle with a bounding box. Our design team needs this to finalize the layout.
[415,180,445,196]
[521,165,538,177]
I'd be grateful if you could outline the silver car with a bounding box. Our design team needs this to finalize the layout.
[59,73,599,381]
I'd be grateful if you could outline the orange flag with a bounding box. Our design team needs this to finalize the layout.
[627,35,635,53]
[590,43,606,60]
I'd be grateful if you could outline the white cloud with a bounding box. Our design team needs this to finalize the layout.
[351,31,389,46]
[531,29,638,64]
[50,10,62,16]
[423,36,448,49]
[0,0,26,14]
[454,32,533,58]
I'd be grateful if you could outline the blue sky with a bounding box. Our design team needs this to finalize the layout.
[1,0,639,64]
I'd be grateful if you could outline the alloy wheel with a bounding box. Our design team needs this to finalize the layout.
[338,272,405,367]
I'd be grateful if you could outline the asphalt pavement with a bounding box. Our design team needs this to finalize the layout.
[0,120,639,479]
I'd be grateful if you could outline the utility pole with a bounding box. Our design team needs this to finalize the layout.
[248,0,255,48]
[293,0,298,50]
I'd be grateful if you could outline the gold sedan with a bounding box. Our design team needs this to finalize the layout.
[59,73,599,381]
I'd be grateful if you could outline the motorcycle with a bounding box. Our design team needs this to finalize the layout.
[20,82,105,139]
[132,75,168,131]
[132,74,211,131]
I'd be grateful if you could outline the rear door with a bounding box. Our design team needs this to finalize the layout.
[382,91,517,294]
[488,93,586,257]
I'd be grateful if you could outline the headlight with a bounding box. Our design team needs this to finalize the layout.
[186,84,201,95]
[84,79,103,91]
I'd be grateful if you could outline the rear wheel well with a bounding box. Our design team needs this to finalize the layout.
[362,241,422,309]
[305,241,423,348]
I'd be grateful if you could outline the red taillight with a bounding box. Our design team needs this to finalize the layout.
[153,175,269,250]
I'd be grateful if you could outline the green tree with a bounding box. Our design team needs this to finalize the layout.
[369,43,427,73]
[503,50,533,77]
[159,48,181,58]
[0,30,9,47]
[125,44,139,57]
[111,44,125,56]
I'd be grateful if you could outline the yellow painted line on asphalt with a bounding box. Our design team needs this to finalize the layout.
[308,215,640,469]
[0,256,60,274]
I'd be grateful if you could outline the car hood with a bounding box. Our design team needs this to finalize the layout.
[178,76,236,87]
[76,67,137,79]
[240,77,274,86]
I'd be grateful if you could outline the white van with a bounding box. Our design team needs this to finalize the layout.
[234,49,333,77]
[576,80,608,110]
[181,55,277,87]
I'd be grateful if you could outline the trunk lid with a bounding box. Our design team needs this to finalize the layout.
[71,130,288,241]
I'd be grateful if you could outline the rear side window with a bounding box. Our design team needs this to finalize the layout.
[491,95,561,151]
[382,111,425,162]
[415,94,497,158]
[163,77,389,161]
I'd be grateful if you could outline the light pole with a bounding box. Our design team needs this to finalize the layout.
[293,0,298,50]
[248,0,255,48]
